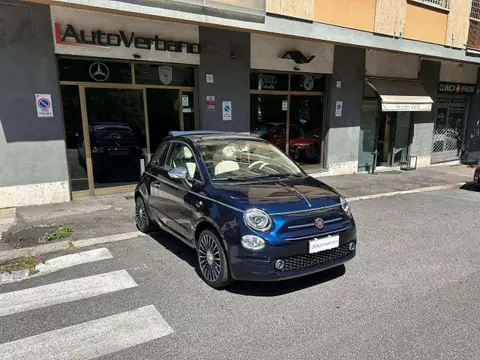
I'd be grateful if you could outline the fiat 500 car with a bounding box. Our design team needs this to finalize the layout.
[135,131,357,288]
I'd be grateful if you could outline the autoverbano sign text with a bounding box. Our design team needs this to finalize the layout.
[438,82,476,94]
[55,23,200,54]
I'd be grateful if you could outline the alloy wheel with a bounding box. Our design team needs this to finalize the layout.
[135,197,147,230]
[305,146,317,160]
[198,234,222,282]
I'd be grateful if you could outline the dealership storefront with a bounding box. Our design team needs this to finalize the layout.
[430,61,478,163]
[51,6,200,197]
[358,51,433,172]
[249,34,333,167]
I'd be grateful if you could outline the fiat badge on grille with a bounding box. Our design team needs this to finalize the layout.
[314,218,325,229]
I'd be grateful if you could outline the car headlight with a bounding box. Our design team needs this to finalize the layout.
[340,197,352,217]
[241,235,266,250]
[243,208,273,232]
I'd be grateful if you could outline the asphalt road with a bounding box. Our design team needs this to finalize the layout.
[1,187,480,360]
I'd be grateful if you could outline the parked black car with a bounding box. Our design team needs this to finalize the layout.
[135,131,357,288]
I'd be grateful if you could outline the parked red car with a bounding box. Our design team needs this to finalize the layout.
[474,163,480,189]
[290,129,321,163]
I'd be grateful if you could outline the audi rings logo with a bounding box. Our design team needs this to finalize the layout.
[259,75,278,84]
[89,62,110,82]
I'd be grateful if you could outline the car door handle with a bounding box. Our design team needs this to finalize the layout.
[194,200,203,209]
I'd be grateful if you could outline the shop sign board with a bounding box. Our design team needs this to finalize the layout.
[50,7,200,64]
[438,82,476,94]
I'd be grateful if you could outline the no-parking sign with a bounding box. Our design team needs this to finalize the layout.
[35,94,53,118]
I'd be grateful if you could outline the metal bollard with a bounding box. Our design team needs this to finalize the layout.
[371,151,378,175]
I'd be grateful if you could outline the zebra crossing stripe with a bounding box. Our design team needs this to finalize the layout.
[0,270,137,317]
[0,305,174,360]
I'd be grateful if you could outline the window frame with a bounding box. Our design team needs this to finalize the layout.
[163,140,204,184]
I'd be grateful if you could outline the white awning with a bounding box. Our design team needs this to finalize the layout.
[367,79,434,112]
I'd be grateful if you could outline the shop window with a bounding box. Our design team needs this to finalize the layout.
[58,58,132,84]
[84,88,146,189]
[60,85,89,192]
[290,74,326,92]
[250,72,289,91]
[135,64,194,86]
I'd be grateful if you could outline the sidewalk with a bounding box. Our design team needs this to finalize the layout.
[315,164,474,199]
[0,164,474,255]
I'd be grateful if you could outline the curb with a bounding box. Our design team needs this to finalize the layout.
[0,231,146,263]
[346,182,465,202]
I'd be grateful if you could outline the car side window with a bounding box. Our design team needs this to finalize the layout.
[164,142,202,183]
[151,142,169,166]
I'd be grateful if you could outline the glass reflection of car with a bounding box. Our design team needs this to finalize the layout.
[251,122,301,150]
[78,123,144,181]
[289,128,322,163]
[134,131,357,289]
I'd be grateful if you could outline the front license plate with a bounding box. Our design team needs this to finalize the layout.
[309,235,339,254]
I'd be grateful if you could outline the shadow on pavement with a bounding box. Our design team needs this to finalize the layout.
[149,230,346,296]
[459,182,478,192]
[227,265,346,297]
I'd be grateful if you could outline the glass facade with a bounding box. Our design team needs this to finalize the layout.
[249,71,326,166]
[58,57,196,195]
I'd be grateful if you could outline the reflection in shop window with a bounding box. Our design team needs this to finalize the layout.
[135,64,194,86]
[58,58,132,84]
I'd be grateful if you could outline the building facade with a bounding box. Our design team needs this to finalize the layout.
[1,0,480,207]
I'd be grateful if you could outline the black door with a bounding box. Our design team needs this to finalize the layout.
[158,141,201,240]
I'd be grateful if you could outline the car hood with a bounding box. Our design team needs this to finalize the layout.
[290,137,318,145]
[208,176,341,214]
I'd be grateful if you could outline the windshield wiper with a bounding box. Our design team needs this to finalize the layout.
[212,176,250,182]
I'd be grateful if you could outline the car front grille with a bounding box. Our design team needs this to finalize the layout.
[279,244,353,272]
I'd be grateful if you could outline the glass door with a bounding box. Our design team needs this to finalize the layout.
[358,100,378,172]
[289,95,323,164]
[84,88,146,191]
[392,112,412,166]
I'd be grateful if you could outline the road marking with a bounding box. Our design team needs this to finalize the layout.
[0,231,146,263]
[34,248,113,277]
[0,270,137,317]
[347,183,465,202]
[0,305,174,360]
[1,248,114,285]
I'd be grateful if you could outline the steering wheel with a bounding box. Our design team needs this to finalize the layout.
[248,160,268,170]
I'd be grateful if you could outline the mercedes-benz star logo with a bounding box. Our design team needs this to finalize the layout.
[314,218,325,230]
[89,62,110,82]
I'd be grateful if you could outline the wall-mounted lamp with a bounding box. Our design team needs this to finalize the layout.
[133,53,141,59]
[231,51,235,59]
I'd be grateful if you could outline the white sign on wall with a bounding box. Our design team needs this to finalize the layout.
[335,101,343,117]
[35,94,53,118]
[251,34,334,74]
[282,100,288,111]
[222,101,232,121]
[50,6,200,64]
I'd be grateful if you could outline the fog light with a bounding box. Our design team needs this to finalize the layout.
[275,259,285,270]
[241,235,266,251]
[349,242,356,251]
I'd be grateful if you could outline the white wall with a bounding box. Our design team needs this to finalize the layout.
[366,50,419,79]
[251,34,334,73]
[440,61,478,84]
[50,6,200,65]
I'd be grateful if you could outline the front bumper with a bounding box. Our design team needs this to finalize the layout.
[229,228,357,282]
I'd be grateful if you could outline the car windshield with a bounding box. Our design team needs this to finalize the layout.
[197,138,303,181]
[93,127,135,140]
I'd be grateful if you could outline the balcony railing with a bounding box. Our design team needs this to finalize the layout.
[168,0,266,18]
[411,0,449,10]
[471,0,480,21]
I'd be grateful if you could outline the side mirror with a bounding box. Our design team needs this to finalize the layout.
[168,167,188,180]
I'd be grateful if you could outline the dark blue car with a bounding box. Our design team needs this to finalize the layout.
[135,131,357,288]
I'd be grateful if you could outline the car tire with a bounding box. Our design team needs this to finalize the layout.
[197,229,233,289]
[135,196,155,233]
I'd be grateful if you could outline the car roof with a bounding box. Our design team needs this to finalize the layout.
[168,131,264,142]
